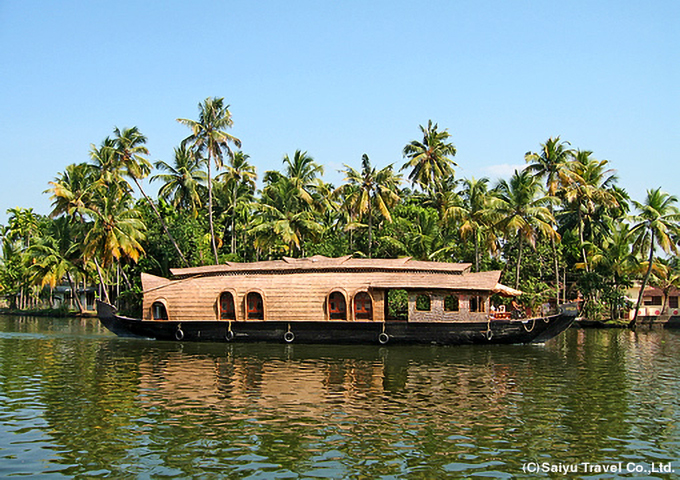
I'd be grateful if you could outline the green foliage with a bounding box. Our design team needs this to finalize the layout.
[415,294,431,311]
[5,112,679,323]
[387,289,408,320]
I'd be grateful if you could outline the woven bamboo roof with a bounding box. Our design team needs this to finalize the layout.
[145,257,522,298]
[368,270,504,292]
[170,255,472,278]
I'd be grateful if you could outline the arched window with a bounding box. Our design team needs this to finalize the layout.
[416,294,431,311]
[152,301,168,320]
[246,292,264,320]
[444,295,459,312]
[219,291,236,320]
[328,291,347,320]
[354,292,373,320]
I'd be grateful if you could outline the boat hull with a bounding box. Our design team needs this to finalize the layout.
[97,301,578,345]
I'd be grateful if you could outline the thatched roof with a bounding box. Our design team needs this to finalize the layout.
[170,255,472,278]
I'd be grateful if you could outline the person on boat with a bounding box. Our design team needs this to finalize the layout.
[511,298,525,319]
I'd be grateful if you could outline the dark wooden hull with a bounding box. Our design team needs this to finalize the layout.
[97,301,578,345]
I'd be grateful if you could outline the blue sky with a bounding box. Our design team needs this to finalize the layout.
[1,0,678,225]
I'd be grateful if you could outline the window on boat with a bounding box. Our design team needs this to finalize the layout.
[643,296,662,306]
[670,296,679,309]
[469,295,485,313]
[416,294,431,311]
[328,291,347,320]
[247,292,264,320]
[219,291,236,320]
[354,292,373,320]
[444,295,459,312]
[152,301,168,320]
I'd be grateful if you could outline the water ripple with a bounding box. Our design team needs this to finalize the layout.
[0,320,678,477]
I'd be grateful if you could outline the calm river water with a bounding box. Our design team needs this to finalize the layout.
[0,316,678,479]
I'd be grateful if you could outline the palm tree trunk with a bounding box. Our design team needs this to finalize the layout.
[66,272,86,314]
[546,203,560,306]
[474,231,480,273]
[120,264,132,289]
[515,236,523,290]
[133,178,189,267]
[231,183,237,255]
[93,257,111,304]
[368,208,373,258]
[578,207,589,272]
[207,157,219,264]
[630,231,655,329]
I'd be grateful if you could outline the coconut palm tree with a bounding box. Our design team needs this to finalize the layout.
[628,188,680,328]
[26,217,87,313]
[250,177,323,257]
[339,154,402,257]
[46,163,97,220]
[586,221,637,319]
[82,189,146,303]
[561,150,619,273]
[152,145,207,217]
[178,97,242,264]
[443,177,497,272]
[89,137,123,189]
[492,170,557,289]
[402,120,457,192]
[379,206,442,260]
[6,207,40,248]
[525,137,574,300]
[113,126,189,267]
[282,150,324,207]
[216,151,257,254]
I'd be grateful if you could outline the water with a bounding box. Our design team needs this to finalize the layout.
[0,316,678,479]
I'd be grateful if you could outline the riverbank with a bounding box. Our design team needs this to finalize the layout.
[574,316,680,329]
[0,307,96,318]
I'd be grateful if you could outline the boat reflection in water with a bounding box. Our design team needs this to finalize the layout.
[129,342,537,427]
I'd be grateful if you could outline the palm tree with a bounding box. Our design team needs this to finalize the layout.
[0,232,27,308]
[89,137,123,189]
[26,217,87,313]
[628,188,680,328]
[525,137,573,300]
[492,170,557,289]
[282,150,324,207]
[113,126,189,267]
[152,145,207,217]
[46,163,97,220]
[443,177,497,272]
[587,221,637,319]
[402,120,457,191]
[5,208,40,309]
[561,150,619,273]
[82,189,146,303]
[6,207,40,248]
[379,206,442,260]
[339,154,402,257]
[216,151,257,254]
[250,177,323,257]
[178,97,242,264]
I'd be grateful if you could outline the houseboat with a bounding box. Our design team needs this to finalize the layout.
[97,255,578,345]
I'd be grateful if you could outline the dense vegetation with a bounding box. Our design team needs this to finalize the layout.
[2,97,679,323]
